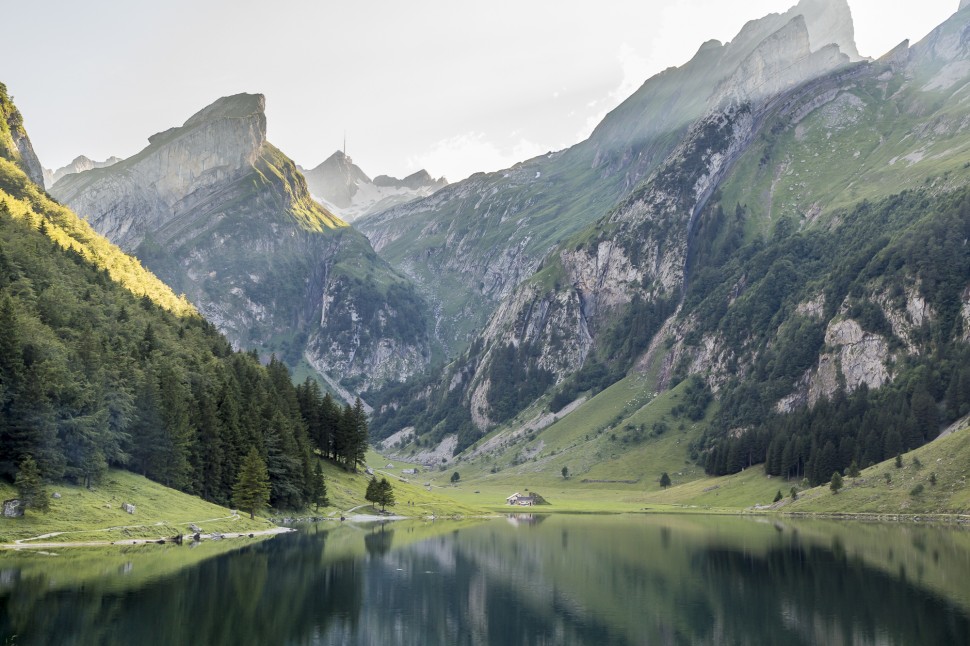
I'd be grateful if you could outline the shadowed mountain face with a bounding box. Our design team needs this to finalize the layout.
[51,93,431,394]
[299,150,446,223]
[356,0,860,359]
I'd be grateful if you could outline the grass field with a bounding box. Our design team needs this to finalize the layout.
[5,413,967,549]
[0,470,273,544]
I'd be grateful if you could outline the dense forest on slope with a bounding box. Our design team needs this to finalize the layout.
[0,85,367,510]
[691,187,970,480]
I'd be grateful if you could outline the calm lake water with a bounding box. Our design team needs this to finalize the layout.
[2,514,970,645]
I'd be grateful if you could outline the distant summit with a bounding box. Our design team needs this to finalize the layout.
[300,150,446,222]
[44,154,121,189]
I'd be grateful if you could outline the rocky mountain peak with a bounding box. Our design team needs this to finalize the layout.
[713,14,851,106]
[792,0,861,60]
[50,92,273,249]
[182,92,266,129]
[302,152,448,221]
[44,154,122,188]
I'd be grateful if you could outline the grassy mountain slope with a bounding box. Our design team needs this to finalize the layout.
[0,470,272,544]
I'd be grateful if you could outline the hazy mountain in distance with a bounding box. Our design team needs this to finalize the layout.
[45,154,122,189]
[299,150,446,222]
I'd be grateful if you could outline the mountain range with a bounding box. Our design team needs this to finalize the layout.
[49,94,431,395]
[4,0,970,498]
[364,0,970,485]
[44,155,121,189]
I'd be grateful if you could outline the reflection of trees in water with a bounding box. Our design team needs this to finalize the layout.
[3,521,970,645]
[0,532,364,646]
[692,543,970,645]
[364,523,394,558]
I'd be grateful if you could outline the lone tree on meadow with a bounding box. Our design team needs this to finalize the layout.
[366,476,396,512]
[451,471,460,484]
[561,466,569,479]
[15,455,49,514]
[660,472,672,489]
[233,447,271,519]
[830,471,843,495]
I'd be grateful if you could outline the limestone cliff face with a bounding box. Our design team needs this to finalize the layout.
[53,94,268,250]
[712,16,850,106]
[464,102,760,428]
[51,94,430,394]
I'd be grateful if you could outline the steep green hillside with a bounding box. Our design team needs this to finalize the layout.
[0,89,330,512]
[0,85,193,316]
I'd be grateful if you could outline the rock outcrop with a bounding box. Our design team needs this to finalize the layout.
[51,94,430,393]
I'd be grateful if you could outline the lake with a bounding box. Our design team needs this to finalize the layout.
[2,514,969,645]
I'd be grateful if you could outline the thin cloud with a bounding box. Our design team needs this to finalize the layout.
[407,132,548,183]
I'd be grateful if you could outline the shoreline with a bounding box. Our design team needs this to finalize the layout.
[7,508,970,551]
[0,526,296,550]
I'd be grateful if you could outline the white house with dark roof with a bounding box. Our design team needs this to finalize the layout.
[506,492,536,506]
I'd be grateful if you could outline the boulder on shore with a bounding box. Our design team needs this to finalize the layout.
[2,499,23,518]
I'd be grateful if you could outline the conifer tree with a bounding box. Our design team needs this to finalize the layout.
[376,477,395,511]
[830,471,843,494]
[349,397,369,472]
[233,447,271,519]
[365,475,380,507]
[660,472,672,489]
[15,455,49,513]
[310,461,329,511]
[848,460,860,478]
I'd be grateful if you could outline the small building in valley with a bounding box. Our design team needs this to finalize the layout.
[506,492,536,506]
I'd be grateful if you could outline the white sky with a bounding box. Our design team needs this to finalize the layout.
[1,1,961,183]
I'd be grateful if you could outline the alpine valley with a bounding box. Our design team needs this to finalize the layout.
[8,1,970,643]
[4,0,970,525]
